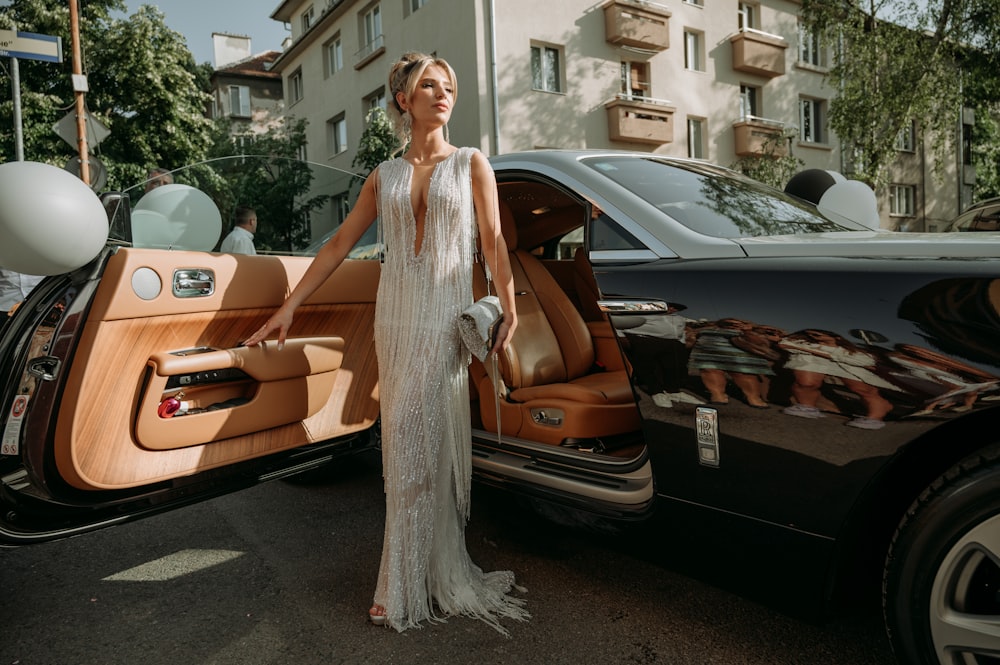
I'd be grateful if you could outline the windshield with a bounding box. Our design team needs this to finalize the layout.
[584,156,865,238]
[106,156,373,257]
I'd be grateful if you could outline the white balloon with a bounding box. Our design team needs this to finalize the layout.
[817,180,882,230]
[130,209,173,249]
[133,184,222,251]
[826,170,847,183]
[0,161,109,275]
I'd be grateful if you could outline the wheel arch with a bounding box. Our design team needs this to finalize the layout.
[825,407,1000,610]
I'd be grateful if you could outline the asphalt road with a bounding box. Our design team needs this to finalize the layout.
[2,452,897,665]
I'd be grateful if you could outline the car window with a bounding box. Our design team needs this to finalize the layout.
[115,156,370,256]
[949,201,1000,232]
[584,156,863,238]
[591,212,646,251]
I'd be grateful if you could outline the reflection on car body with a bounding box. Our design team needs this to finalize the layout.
[1,151,999,665]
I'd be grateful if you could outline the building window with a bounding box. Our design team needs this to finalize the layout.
[228,85,250,118]
[895,121,915,152]
[620,61,649,99]
[326,34,343,76]
[799,97,825,142]
[531,44,562,93]
[737,3,756,30]
[290,69,304,104]
[408,0,427,13]
[361,4,383,55]
[297,143,307,162]
[740,84,759,119]
[684,30,704,72]
[684,0,703,5]
[302,5,315,32]
[687,117,705,159]
[890,184,916,216]
[328,115,348,155]
[365,88,387,118]
[331,192,351,226]
[798,21,825,67]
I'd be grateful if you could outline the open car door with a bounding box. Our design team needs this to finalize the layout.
[0,157,380,545]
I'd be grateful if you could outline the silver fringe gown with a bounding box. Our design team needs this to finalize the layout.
[372,146,528,634]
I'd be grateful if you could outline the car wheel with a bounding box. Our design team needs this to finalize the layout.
[883,443,1000,665]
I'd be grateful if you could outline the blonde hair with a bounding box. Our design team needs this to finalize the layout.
[388,51,458,145]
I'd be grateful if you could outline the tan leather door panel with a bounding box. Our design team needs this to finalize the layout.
[55,248,380,491]
[136,337,345,450]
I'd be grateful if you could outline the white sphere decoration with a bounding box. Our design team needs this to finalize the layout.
[0,161,109,275]
[133,184,222,251]
[817,180,882,230]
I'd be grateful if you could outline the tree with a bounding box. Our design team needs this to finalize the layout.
[0,0,212,189]
[204,117,330,253]
[799,0,1000,188]
[352,106,401,176]
[731,128,804,188]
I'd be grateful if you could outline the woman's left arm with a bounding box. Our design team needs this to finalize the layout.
[471,150,517,354]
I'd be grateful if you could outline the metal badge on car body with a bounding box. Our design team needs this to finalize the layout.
[696,406,720,467]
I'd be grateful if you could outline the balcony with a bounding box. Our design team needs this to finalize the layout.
[732,117,788,157]
[606,95,675,145]
[353,34,385,70]
[603,0,671,52]
[730,29,788,78]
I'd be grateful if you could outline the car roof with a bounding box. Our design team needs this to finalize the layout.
[490,150,1000,259]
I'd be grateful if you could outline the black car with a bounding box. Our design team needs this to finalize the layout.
[2,151,998,665]
[944,197,1000,232]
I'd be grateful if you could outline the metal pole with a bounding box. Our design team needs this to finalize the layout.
[488,0,500,155]
[68,0,89,184]
[11,56,24,161]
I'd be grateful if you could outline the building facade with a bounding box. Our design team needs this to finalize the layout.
[267,0,967,240]
[209,33,285,136]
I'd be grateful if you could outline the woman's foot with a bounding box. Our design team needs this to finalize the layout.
[368,605,386,626]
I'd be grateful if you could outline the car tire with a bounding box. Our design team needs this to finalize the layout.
[883,442,1000,665]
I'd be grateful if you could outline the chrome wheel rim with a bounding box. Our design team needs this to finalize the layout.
[930,513,1000,663]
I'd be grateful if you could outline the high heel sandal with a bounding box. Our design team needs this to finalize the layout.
[368,605,386,627]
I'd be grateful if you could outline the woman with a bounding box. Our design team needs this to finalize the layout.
[242,52,527,634]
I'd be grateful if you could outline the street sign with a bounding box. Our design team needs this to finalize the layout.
[53,109,110,149]
[64,155,107,191]
[0,29,63,63]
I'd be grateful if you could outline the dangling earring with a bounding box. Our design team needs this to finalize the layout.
[443,123,450,143]
[401,110,412,136]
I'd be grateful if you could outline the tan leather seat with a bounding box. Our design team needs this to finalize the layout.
[472,202,641,445]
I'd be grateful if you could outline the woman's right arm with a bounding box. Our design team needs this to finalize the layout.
[242,169,380,349]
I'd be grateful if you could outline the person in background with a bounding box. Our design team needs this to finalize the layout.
[1,268,44,332]
[144,167,173,193]
[219,206,258,255]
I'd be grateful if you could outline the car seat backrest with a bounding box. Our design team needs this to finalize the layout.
[478,201,595,391]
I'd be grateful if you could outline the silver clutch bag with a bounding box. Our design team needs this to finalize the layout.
[458,295,502,362]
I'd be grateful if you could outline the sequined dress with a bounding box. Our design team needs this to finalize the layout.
[372,147,528,634]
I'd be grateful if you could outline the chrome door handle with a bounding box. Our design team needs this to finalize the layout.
[173,269,215,297]
[598,299,673,314]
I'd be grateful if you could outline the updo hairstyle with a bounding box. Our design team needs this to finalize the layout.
[388,52,458,146]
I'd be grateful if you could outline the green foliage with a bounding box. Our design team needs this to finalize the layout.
[731,131,804,188]
[959,7,1000,200]
[799,0,1000,188]
[205,117,330,253]
[0,0,211,188]
[352,106,401,175]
